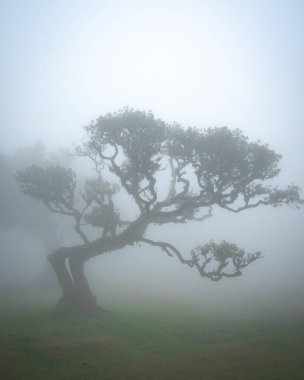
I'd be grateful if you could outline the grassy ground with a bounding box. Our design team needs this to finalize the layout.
[1,298,304,380]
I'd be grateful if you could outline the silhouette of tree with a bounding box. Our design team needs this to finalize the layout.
[16,109,303,313]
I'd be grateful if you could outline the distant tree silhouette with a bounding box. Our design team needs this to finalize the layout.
[0,143,68,252]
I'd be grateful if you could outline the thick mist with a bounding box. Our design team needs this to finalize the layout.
[1,0,304,318]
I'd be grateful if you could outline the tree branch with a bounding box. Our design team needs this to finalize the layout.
[137,237,194,267]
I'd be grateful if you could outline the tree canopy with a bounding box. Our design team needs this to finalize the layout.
[16,108,303,313]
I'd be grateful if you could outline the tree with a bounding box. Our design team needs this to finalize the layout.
[0,143,71,253]
[16,109,302,314]
[0,144,71,294]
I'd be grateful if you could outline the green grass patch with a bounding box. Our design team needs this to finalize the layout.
[0,298,304,379]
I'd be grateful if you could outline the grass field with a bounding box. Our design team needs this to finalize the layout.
[1,298,304,380]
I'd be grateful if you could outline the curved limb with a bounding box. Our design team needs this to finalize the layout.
[137,237,262,282]
[137,237,194,267]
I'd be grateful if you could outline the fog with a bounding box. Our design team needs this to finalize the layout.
[1,0,304,317]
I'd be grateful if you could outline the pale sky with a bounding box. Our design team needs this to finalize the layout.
[1,1,303,179]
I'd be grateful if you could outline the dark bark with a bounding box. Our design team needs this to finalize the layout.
[47,216,149,314]
[48,249,99,314]
[48,251,74,299]
[68,255,99,312]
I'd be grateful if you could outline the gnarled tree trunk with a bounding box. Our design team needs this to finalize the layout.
[47,217,148,314]
[48,248,99,314]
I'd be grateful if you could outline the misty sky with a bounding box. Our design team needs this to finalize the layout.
[1,0,303,186]
[1,1,304,312]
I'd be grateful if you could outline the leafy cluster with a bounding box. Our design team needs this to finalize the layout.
[191,241,262,281]
[16,165,76,214]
